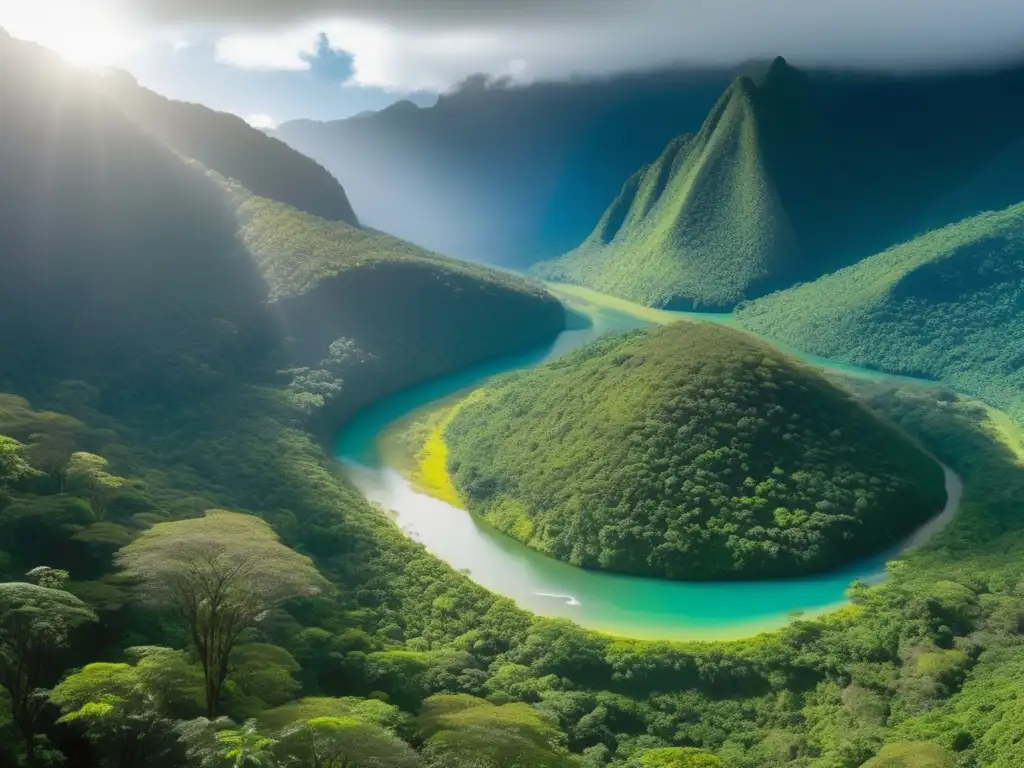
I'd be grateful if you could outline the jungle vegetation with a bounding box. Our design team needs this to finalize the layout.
[4,24,1024,768]
[444,323,946,580]
[736,201,1024,428]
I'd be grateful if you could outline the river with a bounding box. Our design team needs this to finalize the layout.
[334,286,963,641]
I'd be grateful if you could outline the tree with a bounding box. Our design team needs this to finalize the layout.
[417,694,577,768]
[0,581,97,765]
[66,452,126,519]
[50,646,203,768]
[115,510,327,716]
[0,436,37,491]
[860,742,956,768]
[25,424,79,493]
[627,747,725,767]
[276,716,421,768]
[178,717,278,768]
[225,644,302,720]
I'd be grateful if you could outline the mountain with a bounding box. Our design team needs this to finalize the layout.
[0,31,270,407]
[736,201,1024,424]
[533,75,800,309]
[444,322,946,580]
[100,70,358,224]
[0,31,565,418]
[273,67,738,266]
[534,57,1024,309]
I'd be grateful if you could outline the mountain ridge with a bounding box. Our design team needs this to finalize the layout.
[101,70,359,225]
[532,57,1024,309]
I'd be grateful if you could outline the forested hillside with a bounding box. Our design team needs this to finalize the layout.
[535,57,1024,309]
[228,192,566,422]
[737,202,1024,425]
[444,323,946,579]
[0,30,564,421]
[101,70,359,225]
[0,30,273,409]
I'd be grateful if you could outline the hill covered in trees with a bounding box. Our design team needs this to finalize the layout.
[445,323,946,580]
[228,191,566,422]
[0,30,564,422]
[736,202,1024,426]
[534,57,1024,309]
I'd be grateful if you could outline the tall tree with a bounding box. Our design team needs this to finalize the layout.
[115,510,327,717]
[417,694,578,768]
[0,581,97,765]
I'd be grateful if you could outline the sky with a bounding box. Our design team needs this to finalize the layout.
[3,0,1024,127]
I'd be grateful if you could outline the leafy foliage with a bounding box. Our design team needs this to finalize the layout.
[50,647,203,767]
[116,512,327,716]
[0,581,97,758]
[277,716,422,767]
[417,694,578,768]
[446,323,946,579]
[859,742,955,768]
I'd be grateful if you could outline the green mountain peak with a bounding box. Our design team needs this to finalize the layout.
[533,71,801,310]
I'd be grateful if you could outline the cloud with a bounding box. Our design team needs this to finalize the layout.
[216,28,321,70]
[244,113,278,129]
[10,0,1024,90]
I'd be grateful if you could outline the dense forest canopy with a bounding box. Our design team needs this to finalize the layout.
[445,323,946,580]
[737,201,1024,427]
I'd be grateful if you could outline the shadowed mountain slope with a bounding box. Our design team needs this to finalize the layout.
[737,201,1024,424]
[101,70,358,224]
[0,30,564,421]
[534,58,1024,309]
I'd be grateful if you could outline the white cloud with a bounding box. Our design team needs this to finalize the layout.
[215,27,321,70]
[6,0,1024,91]
[244,113,278,129]
[194,0,1024,93]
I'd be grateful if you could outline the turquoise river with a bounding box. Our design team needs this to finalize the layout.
[335,288,962,641]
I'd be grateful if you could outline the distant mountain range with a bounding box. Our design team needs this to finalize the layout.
[534,57,1024,309]
[275,58,1024,278]
[273,67,739,266]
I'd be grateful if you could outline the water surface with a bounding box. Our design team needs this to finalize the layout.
[335,294,961,641]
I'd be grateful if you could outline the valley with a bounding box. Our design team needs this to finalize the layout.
[341,286,967,640]
[2,17,1024,768]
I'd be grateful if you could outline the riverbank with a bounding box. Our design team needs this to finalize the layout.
[336,285,1006,641]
